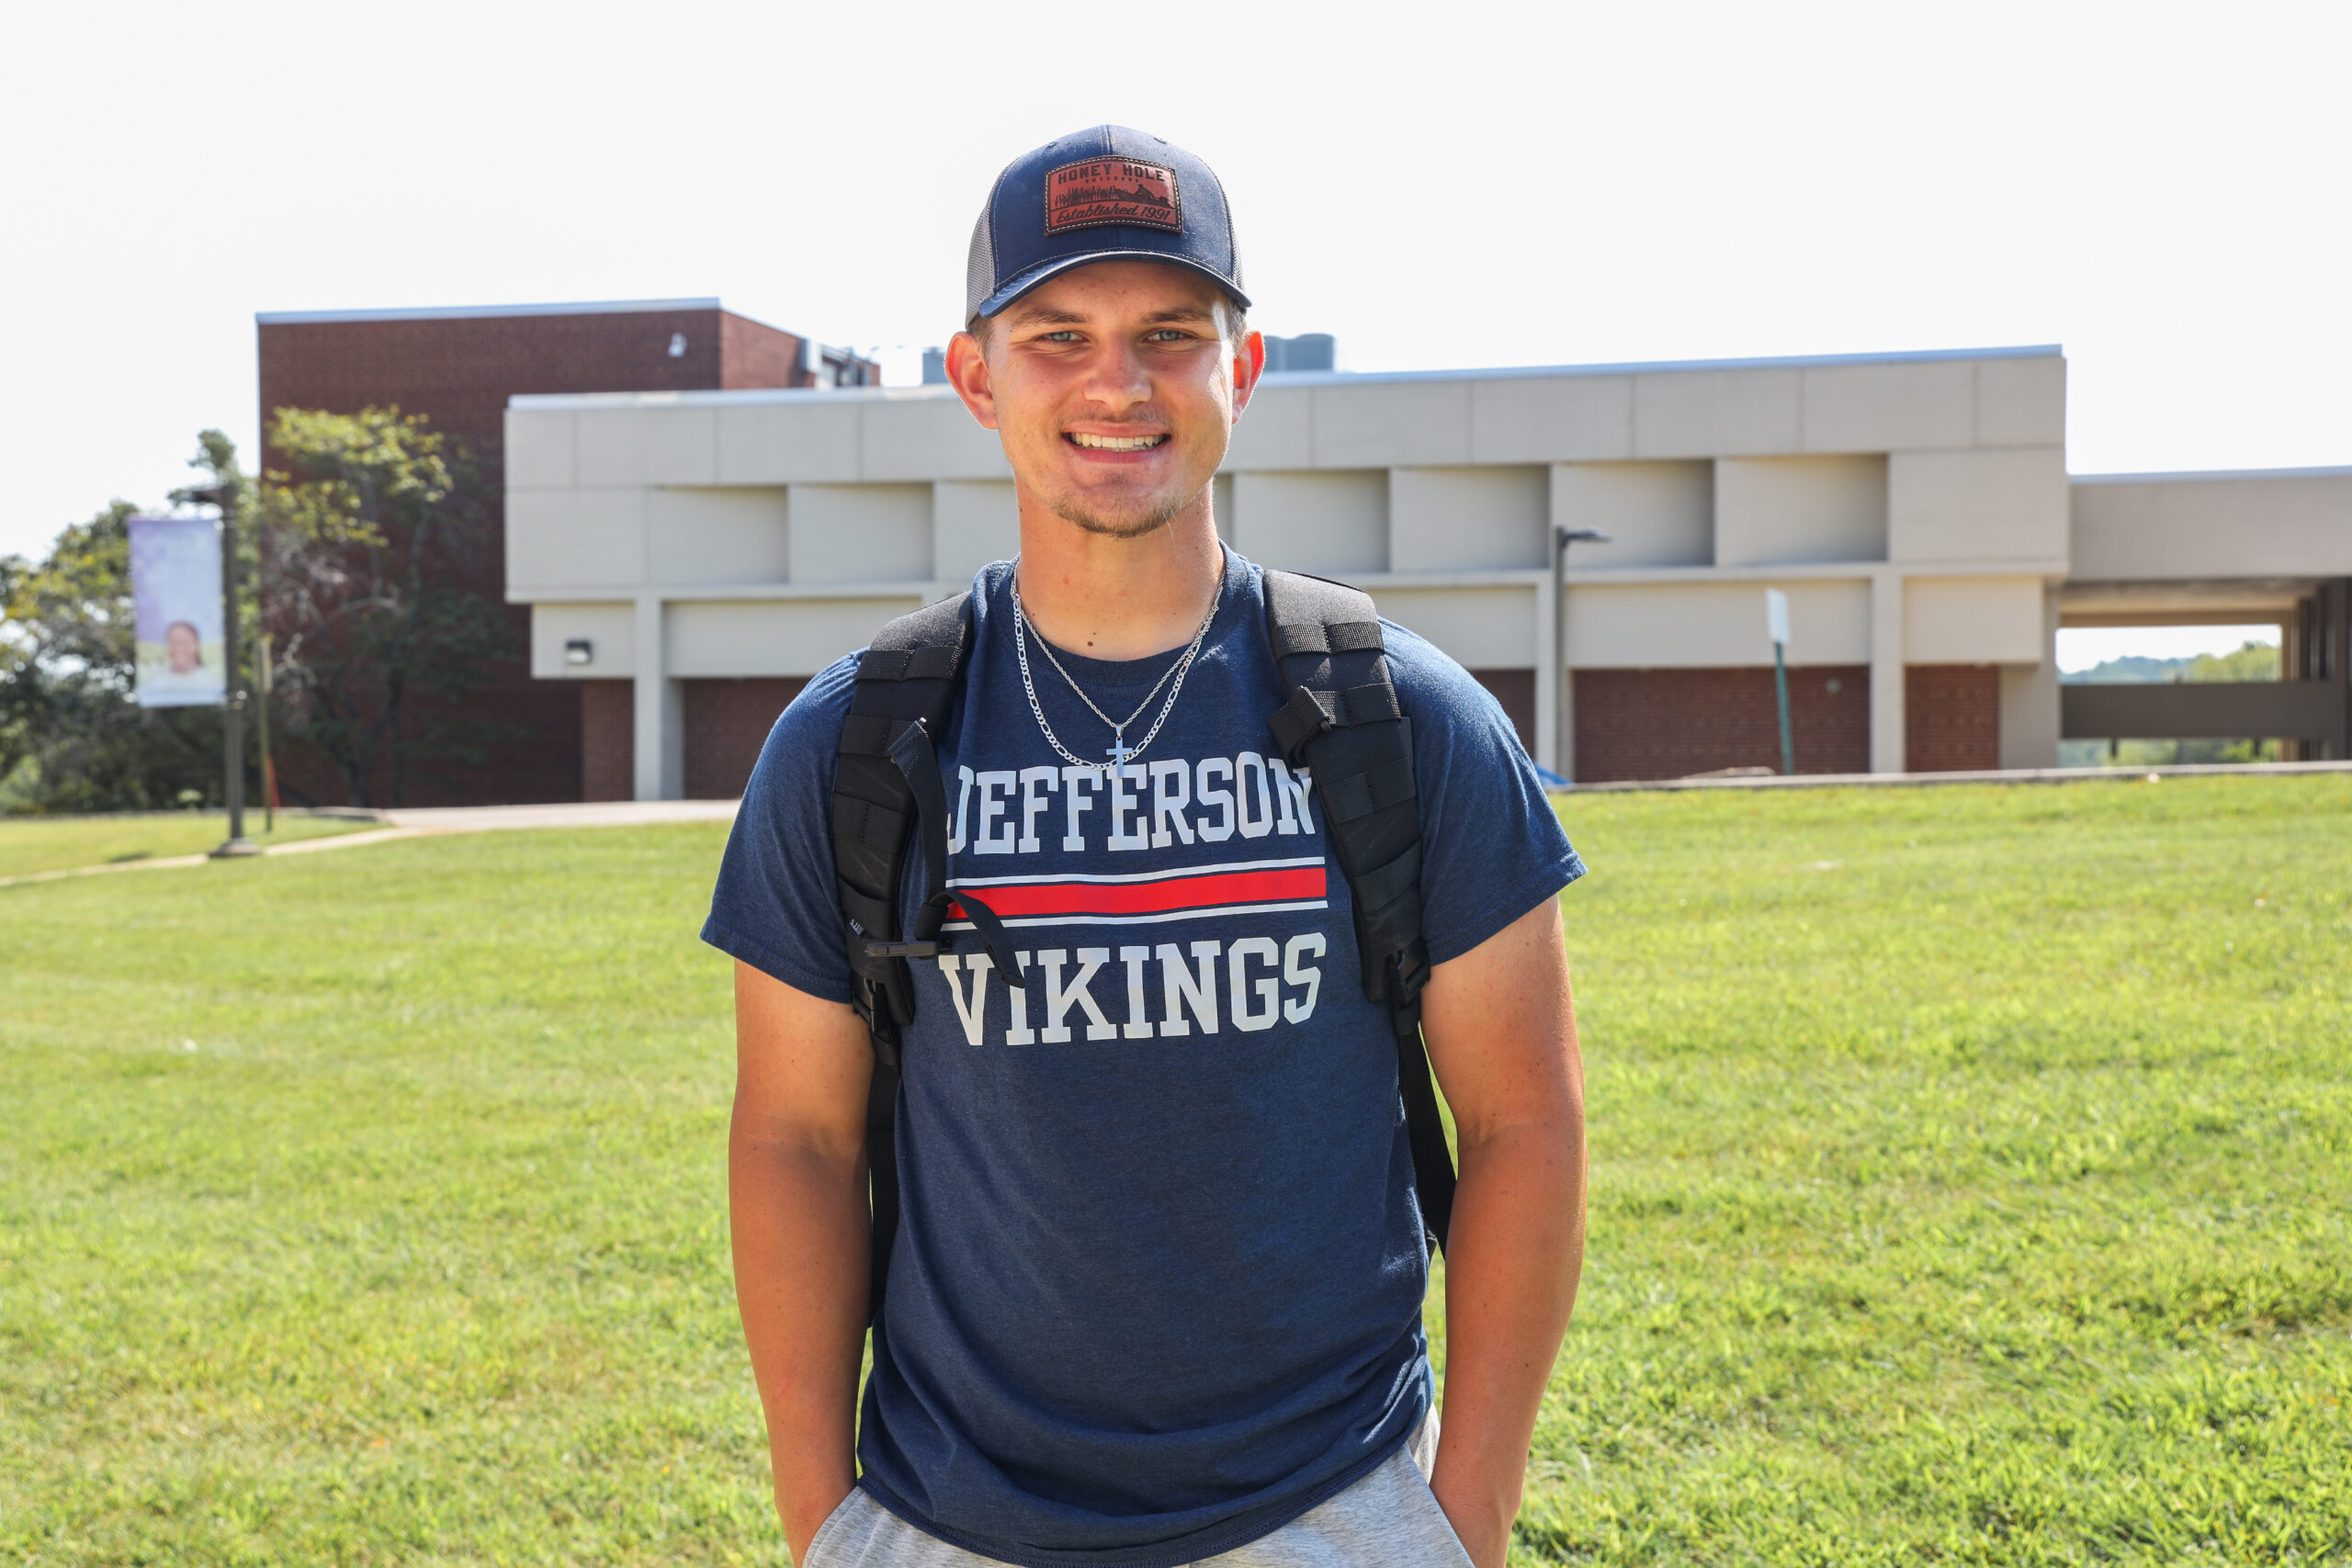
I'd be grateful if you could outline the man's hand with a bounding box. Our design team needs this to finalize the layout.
[729,961,876,1562]
[1418,896,1587,1567]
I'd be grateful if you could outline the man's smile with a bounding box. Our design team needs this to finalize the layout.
[1065,431,1170,451]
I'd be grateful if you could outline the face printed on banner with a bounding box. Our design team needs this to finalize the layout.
[164,620,203,674]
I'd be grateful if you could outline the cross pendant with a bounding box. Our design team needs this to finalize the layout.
[1105,730,1135,767]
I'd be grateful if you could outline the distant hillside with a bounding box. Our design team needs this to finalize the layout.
[2065,655,2192,684]
[2062,641,2280,685]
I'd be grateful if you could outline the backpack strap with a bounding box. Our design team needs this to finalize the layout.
[831,592,973,1323]
[1261,570,1457,1254]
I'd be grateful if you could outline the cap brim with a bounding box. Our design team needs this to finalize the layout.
[976,250,1251,321]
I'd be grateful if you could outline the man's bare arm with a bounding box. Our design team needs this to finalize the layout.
[1418,896,1588,1568]
[729,960,875,1562]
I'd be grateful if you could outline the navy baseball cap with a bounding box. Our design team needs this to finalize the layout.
[965,126,1250,323]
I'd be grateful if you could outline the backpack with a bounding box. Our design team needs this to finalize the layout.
[830,570,1455,1322]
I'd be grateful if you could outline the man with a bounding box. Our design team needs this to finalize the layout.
[707,126,1586,1568]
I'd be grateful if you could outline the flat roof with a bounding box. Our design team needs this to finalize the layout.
[2071,465,2352,485]
[510,343,2065,411]
[256,298,727,326]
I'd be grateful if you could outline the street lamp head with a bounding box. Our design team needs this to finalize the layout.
[1557,527,1612,544]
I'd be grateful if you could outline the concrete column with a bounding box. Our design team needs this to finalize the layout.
[1997,581,2064,769]
[633,596,683,801]
[1534,577,1560,776]
[1870,573,1905,773]
[2330,578,2351,761]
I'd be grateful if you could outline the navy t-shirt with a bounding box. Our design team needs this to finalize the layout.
[704,550,1583,1566]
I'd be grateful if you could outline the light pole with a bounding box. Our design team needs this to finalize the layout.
[187,483,257,858]
[256,631,277,834]
[1552,525,1611,783]
[1766,588,1794,776]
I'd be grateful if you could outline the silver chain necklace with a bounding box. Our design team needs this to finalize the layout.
[1012,564,1219,772]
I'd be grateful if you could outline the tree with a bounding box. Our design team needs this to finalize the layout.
[0,499,230,813]
[2186,639,2282,683]
[258,406,509,807]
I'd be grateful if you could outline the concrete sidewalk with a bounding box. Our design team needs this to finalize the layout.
[1559,758,2352,795]
[0,799,742,890]
[378,799,740,831]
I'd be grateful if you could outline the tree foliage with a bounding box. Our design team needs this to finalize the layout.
[258,405,509,807]
[2185,638,2283,682]
[1,412,509,814]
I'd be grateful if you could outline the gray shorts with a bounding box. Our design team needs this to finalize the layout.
[804,1416,1471,1568]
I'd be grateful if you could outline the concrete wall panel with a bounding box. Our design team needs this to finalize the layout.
[1312,381,1471,468]
[1225,383,1314,469]
[1566,580,1871,667]
[646,487,790,585]
[1470,376,1634,463]
[1552,460,1713,567]
[508,487,646,590]
[1633,369,1802,457]
[574,405,718,486]
[789,483,933,582]
[530,602,637,678]
[860,394,1012,481]
[1390,466,1548,570]
[504,410,575,489]
[1890,446,2068,562]
[934,479,1020,582]
[668,597,922,677]
[1976,355,2067,448]
[2070,468,2352,580]
[1905,575,2046,664]
[1801,360,1974,453]
[1715,456,1888,566]
[1370,586,1536,668]
[1230,469,1388,575]
[716,400,862,484]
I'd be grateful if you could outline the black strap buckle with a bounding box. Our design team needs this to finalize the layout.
[865,939,941,960]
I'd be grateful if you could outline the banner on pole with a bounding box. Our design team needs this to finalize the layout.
[1764,587,1791,649]
[129,514,226,707]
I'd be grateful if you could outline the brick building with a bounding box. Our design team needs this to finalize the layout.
[254,299,876,805]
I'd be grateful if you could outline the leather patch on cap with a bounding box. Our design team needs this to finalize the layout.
[1044,158,1182,235]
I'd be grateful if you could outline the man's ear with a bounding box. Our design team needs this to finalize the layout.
[945,330,998,431]
[1230,328,1267,416]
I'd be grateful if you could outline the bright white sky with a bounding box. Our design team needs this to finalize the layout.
[2056,624,2280,672]
[6,0,2347,592]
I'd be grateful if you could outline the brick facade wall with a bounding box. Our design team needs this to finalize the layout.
[1574,666,1872,782]
[684,679,810,800]
[581,682,635,802]
[1467,669,1536,756]
[254,305,851,807]
[1905,664,2001,772]
[258,308,816,472]
[722,310,807,389]
[588,664,1989,800]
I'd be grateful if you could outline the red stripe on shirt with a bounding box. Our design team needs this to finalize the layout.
[950,865,1327,920]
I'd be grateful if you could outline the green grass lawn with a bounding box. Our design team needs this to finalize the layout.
[3,777,2347,1565]
[0,812,369,880]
